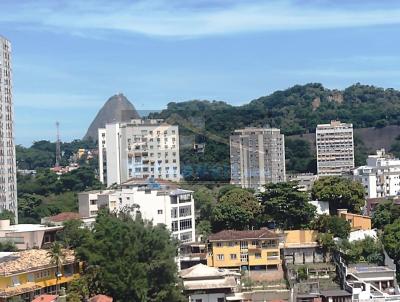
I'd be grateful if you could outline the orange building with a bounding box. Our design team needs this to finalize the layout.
[337,209,371,230]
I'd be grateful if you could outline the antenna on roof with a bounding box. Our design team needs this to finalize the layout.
[55,121,61,167]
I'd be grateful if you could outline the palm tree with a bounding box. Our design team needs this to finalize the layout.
[47,242,65,294]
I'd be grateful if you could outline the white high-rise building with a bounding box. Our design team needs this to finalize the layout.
[0,36,17,221]
[230,127,286,189]
[353,149,400,198]
[78,179,195,243]
[99,119,180,186]
[316,120,354,176]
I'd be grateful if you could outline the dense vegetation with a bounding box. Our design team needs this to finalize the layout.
[61,212,185,302]
[150,83,400,179]
[16,139,97,170]
[17,168,103,223]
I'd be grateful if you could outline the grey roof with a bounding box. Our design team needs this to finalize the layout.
[320,290,351,297]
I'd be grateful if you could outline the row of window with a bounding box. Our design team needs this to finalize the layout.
[215,239,278,248]
[216,251,279,261]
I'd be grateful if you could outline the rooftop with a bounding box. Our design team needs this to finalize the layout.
[0,249,75,276]
[31,295,59,302]
[44,212,81,223]
[180,264,240,279]
[0,223,62,233]
[208,229,279,241]
[88,294,113,302]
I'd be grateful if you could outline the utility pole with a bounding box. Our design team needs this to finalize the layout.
[55,121,61,167]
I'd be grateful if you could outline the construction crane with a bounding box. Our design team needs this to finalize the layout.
[55,121,61,167]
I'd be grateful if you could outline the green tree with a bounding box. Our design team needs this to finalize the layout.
[57,220,91,249]
[382,219,400,268]
[258,182,316,230]
[0,210,16,225]
[211,188,262,232]
[47,242,66,294]
[311,215,351,238]
[339,237,384,265]
[76,212,185,302]
[372,200,400,229]
[311,176,365,215]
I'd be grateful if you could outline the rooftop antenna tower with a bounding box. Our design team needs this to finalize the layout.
[55,121,61,167]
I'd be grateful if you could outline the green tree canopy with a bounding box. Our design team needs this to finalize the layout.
[372,200,400,230]
[258,182,316,230]
[311,176,365,215]
[311,214,351,238]
[211,188,262,232]
[382,219,400,267]
[339,237,384,265]
[76,212,185,302]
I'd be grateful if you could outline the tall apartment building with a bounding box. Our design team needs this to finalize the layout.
[0,36,17,221]
[230,128,286,189]
[99,119,180,186]
[316,120,354,176]
[78,179,195,243]
[353,149,400,198]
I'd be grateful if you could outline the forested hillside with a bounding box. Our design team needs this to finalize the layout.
[149,83,400,180]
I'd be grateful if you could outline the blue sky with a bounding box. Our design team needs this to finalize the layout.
[2,0,400,145]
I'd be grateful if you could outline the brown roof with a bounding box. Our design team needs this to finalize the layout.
[208,229,279,241]
[31,295,59,302]
[47,212,81,222]
[0,249,76,276]
[89,295,113,302]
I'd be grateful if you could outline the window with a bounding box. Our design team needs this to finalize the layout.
[255,253,261,259]
[240,253,248,262]
[252,240,258,246]
[217,254,224,261]
[267,251,279,259]
[90,199,97,205]
[180,231,192,243]
[216,242,223,247]
[217,298,224,302]
[228,241,235,247]
[179,206,192,217]
[171,207,178,218]
[195,299,202,302]
[240,241,248,249]
[179,219,192,230]
[230,254,237,260]
[171,221,178,232]
[157,210,163,214]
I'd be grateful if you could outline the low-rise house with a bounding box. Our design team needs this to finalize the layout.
[337,210,371,230]
[180,263,242,302]
[207,229,282,273]
[0,249,80,301]
[41,213,82,226]
[283,230,325,265]
[287,173,318,192]
[0,220,62,250]
[179,242,207,270]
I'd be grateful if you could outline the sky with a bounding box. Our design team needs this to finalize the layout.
[1,0,400,145]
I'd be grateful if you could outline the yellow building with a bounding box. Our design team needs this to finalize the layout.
[207,229,282,271]
[0,249,80,302]
[338,209,372,230]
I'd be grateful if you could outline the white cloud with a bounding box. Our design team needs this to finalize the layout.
[2,0,400,37]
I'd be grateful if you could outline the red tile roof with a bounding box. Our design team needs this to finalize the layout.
[89,295,113,302]
[31,295,58,302]
[47,212,81,222]
[208,229,279,241]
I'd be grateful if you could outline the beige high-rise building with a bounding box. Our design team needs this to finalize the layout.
[0,36,17,221]
[99,119,180,186]
[230,127,286,189]
[316,120,354,176]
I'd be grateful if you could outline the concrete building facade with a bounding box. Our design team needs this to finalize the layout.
[0,37,17,221]
[99,119,180,186]
[230,128,286,189]
[353,149,400,198]
[316,120,354,176]
[78,179,195,243]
